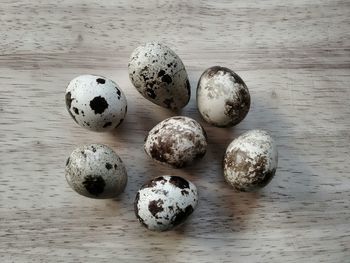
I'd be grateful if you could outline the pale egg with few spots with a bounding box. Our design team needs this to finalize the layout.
[65,74,127,132]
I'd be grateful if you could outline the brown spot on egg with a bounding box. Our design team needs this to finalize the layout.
[65,92,78,123]
[116,118,124,127]
[134,192,148,228]
[169,176,190,189]
[163,98,174,108]
[146,88,156,99]
[90,96,108,114]
[161,74,172,84]
[141,176,167,190]
[223,85,250,126]
[105,163,112,170]
[206,66,227,78]
[65,92,73,109]
[73,107,79,115]
[171,205,194,227]
[149,137,175,164]
[181,190,189,195]
[158,70,165,77]
[96,78,105,84]
[82,175,106,196]
[148,199,164,218]
[185,79,191,97]
[103,122,112,128]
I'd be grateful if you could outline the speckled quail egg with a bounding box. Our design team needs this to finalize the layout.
[65,74,127,132]
[128,42,190,110]
[65,144,127,198]
[223,130,278,191]
[144,116,207,168]
[197,66,250,127]
[134,175,198,231]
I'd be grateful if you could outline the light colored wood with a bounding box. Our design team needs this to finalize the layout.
[1,0,350,262]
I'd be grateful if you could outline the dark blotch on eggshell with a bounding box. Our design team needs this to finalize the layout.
[103,122,112,128]
[146,88,157,99]
[185,79,191,97]
[171,205,194,227]
[148,199,164,218]
[82,175,106,196]
[89,96,109,114]
[149,138,175,165]
[206,65,226,78]
[134,192,148,228]
[73,107,79,115]
[161,74,172,84]
[158,70,166,77]
[65,92,78,123]
[116,118,124,127]
[65,92,73,109]
[141,176,167,190]
[163,98,174,108]
[96,78,106,84]
[169,176,190,189]
[105,163,112,170]
[223,87,250,126]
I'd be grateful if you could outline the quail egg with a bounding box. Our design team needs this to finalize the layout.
[223,130,278,191]
[197,66,250,127]
[65,144,127,198]
[128,42,190,110]
[144,116,207,168]
[134,175,198,231]
[65,74,127,132]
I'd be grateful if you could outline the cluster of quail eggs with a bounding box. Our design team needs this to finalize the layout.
[64,42,278,232]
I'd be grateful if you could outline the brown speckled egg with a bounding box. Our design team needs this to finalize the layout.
[134,175,198,231]
[223,130,278,191]
[144,116,207,168]
[65,144,127,198]
[197,66,250,127]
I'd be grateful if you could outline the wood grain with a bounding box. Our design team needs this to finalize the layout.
[0,0,349,262]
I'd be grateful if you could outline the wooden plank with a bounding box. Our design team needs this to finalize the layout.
[0,0,349,262]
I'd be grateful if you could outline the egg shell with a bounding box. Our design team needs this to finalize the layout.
[128,42,190,110]
[223,130,278,191]
[144,116,207,168]
[65,144,127,198]
[65,74,127,132]
[134,175,198,231]
[197,66,250,127]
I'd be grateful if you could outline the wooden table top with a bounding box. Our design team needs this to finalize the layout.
[1,1,349,262]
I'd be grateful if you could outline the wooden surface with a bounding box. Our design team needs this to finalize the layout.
[1,0,350,262]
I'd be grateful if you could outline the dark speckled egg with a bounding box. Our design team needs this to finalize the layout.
[65,144,127,199]
[134,175,198,231]
[128,42,191,110]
